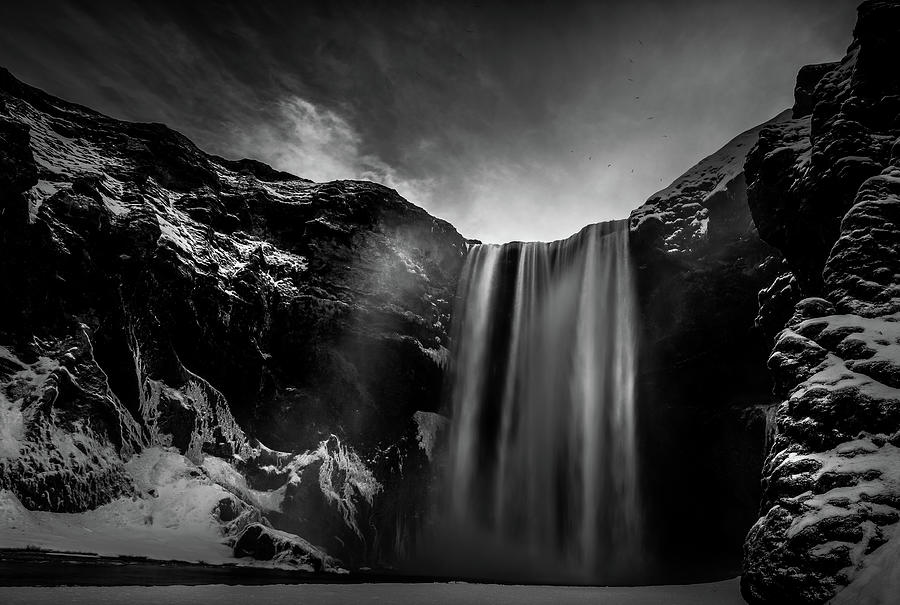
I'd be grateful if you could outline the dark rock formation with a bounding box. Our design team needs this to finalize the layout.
[747,1,900,296]
[742,2,900,602]
[233,523,336,572]
[0,329,142,513]
[0,67,465,567]
[629,111,789,581]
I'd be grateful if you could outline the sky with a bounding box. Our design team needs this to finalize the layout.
[0,0,859,243]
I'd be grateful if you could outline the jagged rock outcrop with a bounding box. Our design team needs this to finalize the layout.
[0,339,141,512]
[233,523,337,572]
[742,2,900,602]
[631,110,792,257]
[747,1,900,296]
[0,67,466,567]
[628,110,790,579]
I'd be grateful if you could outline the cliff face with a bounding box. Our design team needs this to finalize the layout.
[741,1,900,602]
[0,69,465,566]
[628,108,794,580]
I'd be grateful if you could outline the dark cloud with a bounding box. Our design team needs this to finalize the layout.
[0,0,859,242]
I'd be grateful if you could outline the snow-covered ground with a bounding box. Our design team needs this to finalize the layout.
[0,448,239,564]
[0,578,743,605]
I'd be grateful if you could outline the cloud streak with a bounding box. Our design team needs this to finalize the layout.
[228,96,439,213]
[0,0,861,243]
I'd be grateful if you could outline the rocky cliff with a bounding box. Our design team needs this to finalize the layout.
[1,1,898,595]
[628,107,790,581]
[626,3,900,596]
[741,1,900,603]
[0,68,465,568]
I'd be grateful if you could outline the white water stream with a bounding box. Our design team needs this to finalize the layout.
[447,220,642,578]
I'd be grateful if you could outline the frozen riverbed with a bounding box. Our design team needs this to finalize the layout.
[1,578,743,605]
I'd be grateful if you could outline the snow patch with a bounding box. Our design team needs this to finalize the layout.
[24,180,62,223]
[832,523,900,605]
[413,411,448,461]
[4,100,125,180]
[785,442,900,539]
[286,436,382,540]
[201,456,286,513]
[418,343,449,368]
[0,391,25,459]
[0,448,235,563]
[630,108,799,255]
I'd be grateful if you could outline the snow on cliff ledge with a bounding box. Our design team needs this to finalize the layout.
[629,109,800,256]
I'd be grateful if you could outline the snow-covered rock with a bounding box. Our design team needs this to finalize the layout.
[742,2,900,603]
[233,523,338,572]
[744,311,900,604]
[630,109,795,257]
[0,65,465,568]
[746,1,900,297]
[0,338,140,512]
[626,65,793,582]
[1,448,244,563]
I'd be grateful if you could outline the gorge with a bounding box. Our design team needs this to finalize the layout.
[1,1,899,603]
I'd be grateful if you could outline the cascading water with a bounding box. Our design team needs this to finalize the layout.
[445,220,642,580]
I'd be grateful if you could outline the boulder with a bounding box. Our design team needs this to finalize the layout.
[233,523,336,572]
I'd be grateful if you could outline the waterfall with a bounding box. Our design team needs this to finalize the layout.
[445,220,642,580]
